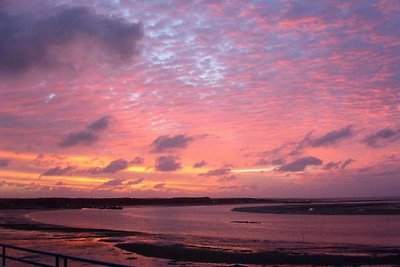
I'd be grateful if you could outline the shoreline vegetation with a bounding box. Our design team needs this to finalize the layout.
[1,198,400,265]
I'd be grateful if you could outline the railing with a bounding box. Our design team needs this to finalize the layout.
[0,243,132,267]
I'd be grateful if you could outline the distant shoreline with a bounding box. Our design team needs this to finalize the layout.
[1,196,399,210]
[0,197,275,209]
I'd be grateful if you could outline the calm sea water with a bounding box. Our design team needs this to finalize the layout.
[28,204,400,247]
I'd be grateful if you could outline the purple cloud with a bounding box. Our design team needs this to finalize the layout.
[58,131,98,147]
[288,132,313,156]
[98,177,144,188]
[272,159,285,165]
[153,183,165,189]
[322,158,354,171]
[155,155,181,171]
[193,160,207,168]
[87,116,112,131]
[262,126,353,162]
[87,159,129,174]
[323,161,341,170]
[341,158,355,169]
[41,166,75,176]
[150,134,194,153]
[100,159,129,173]
[310,125,353,147]
[130,157,144,165]
[0,6,143,73]
[99,178,125,187]
[362,128,400,147]
[0,159,9,167]
[278,157,323,172]
[126,178,144,185]
[199,167,231,177]
[254,159,269,166]
[254,158,284,167]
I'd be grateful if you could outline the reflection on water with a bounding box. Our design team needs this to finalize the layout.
[28,204,400,247]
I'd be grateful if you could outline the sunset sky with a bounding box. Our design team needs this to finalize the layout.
[0,0,399,198]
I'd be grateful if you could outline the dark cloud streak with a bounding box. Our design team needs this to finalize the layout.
[322,161,341,170]
[193,160,207,168]
[127,178,143,185]
[100,159,129,173]
[362,128,400,147]
[40,166,74,177]
[155,155,181,171]
[310,125,353,147]
[87,116,111,131]
[199,167,231,177]
[58,131,98,147]
[131,156,144,165]
[341,158,355,169]
[278,157,323,172]
[0,158,9,167]
[58,116,112,148]
[153,183,165,189]
[98,178,125,188]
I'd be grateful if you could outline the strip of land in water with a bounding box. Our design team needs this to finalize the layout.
[232,201,400,215]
